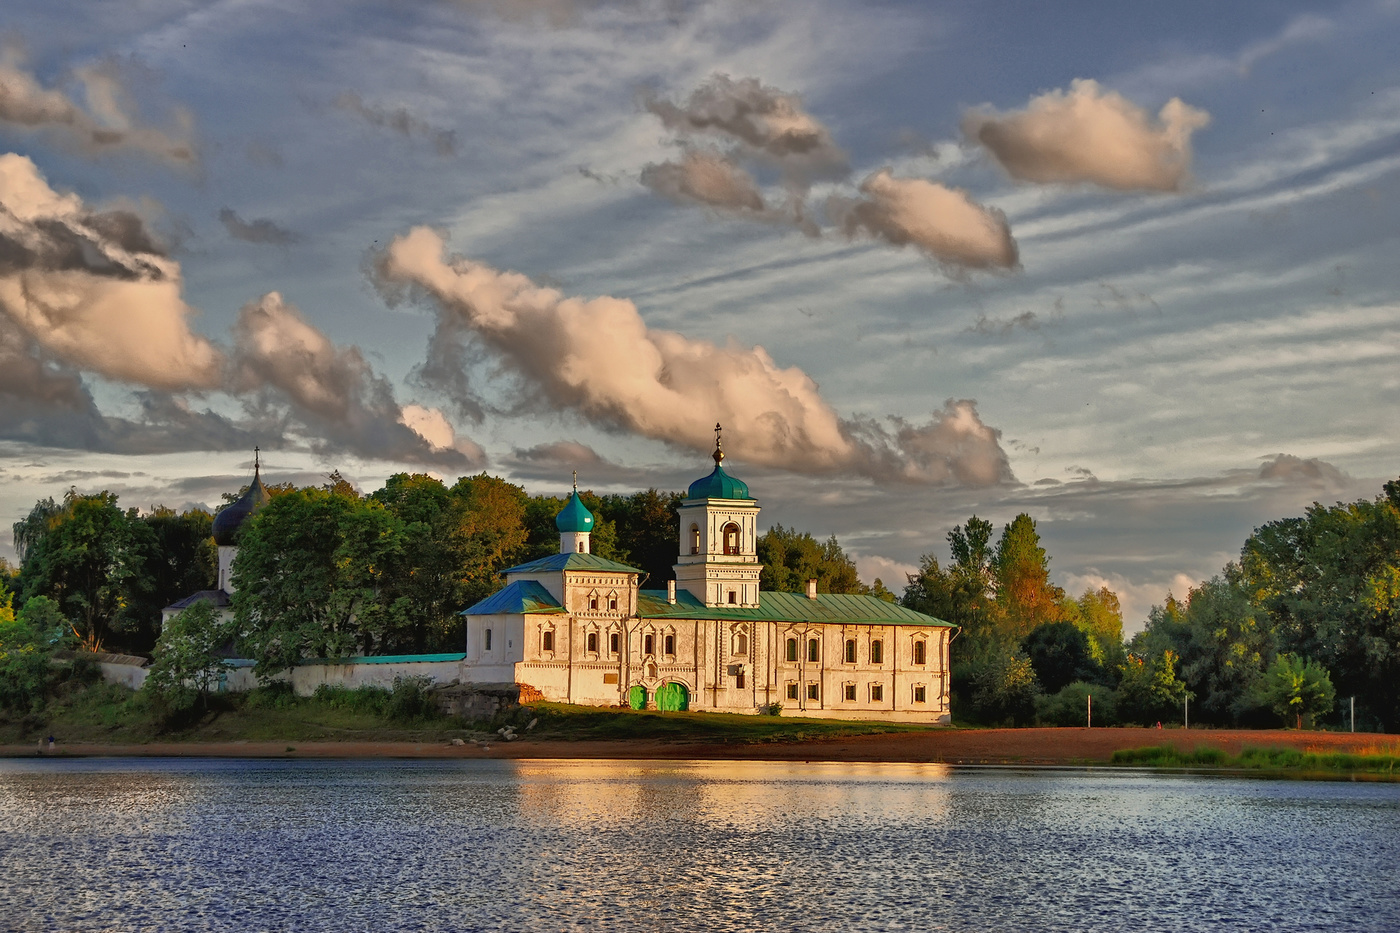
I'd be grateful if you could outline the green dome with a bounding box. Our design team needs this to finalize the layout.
[686,463,751,501]
[555,491,595,533]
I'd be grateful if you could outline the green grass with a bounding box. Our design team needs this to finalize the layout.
[513,702,931,744]
[2,683,931,747]
[1112,744,1400,776]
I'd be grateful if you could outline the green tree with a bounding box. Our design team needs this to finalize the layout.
[758,526,867,594]
[992,513,1064,640]
[232,484,406,673]
[1021,621,1100,694]
[1255,654,1335,729]
[1116,649,1189,726]
[902,516,997,647]
[143,600,234,714]
[958,642,1039,726]
[1060,586,1127,674]
[600,489,683,585]
[0,594,70,713]
[15,491,145,651]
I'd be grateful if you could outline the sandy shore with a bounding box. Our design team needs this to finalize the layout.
[5,728,1396,764]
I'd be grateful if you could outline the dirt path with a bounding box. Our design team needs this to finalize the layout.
[5,728,1396,764]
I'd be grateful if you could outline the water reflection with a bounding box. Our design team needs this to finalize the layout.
[1,758,1397,932]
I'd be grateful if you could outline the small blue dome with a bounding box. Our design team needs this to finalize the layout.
[555,491,595,533]
[686,464,751,501]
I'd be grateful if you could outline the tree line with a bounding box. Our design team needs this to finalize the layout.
[6,470,1399,732]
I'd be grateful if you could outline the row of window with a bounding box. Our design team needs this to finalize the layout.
[541,630,675,657]
[784,682,930,703]
[783,637,928,665]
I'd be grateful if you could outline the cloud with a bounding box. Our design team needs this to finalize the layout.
[332,91,456,157]
[963,79,1210,192]
[829,170,1019,269]
[1256,453,1348,486]
[373,227,1012,485]
[0,153,224,390]
[644,73,847,186]
[0,54,196,165]
[219,208,300,245]
[639,149,767,213]
[229,291,480,466]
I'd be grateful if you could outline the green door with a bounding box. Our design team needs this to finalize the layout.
[628,684,647,710]
[655,682,689,712]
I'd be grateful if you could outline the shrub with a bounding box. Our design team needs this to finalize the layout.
[1036,681,1114,727]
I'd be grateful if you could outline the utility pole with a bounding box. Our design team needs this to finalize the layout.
[1087,693,1092,728]
[1351,696,1356,734]
[1184,694,1189,730]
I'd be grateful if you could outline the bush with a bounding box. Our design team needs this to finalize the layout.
[1036,682,1115,726]
[246,681,298,710]
[310,677,439,722]
[387,676,437,722]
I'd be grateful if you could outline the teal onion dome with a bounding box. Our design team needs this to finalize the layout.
[555,491,595,533]
[686,463,751,500]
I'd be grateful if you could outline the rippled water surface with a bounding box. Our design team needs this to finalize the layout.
[2,758,1398,932]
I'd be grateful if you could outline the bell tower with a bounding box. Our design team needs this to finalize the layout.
[673,424,762,608]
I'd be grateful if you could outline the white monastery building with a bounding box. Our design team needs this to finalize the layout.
[462,430,955,723]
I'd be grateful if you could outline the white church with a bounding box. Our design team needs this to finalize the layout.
[461,430,954,723]
[158,434,954,722]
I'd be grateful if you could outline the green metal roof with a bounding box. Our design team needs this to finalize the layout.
[637,588,954,627]
[686,464,752,501]
[296,652,468,665]
[554,491,595,533]
[462,579,566,616]
[502,551,643,576]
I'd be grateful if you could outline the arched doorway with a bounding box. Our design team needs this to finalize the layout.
[627,684,648,710]
[655,682,689,712]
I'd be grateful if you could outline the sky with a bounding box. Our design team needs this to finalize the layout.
[2,0,1398,630]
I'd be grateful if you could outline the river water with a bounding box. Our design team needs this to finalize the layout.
[1,758,1397,932]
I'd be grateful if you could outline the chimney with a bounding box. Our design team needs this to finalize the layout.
[667,579,676,604]
[806,578,818,600]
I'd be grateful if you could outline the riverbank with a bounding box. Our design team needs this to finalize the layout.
[6,727,1396,767]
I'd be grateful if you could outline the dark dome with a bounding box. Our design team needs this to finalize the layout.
[212,469,272,546]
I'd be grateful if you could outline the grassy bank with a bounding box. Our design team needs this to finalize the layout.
[1112,743,1400,777]
[1,681,930,748]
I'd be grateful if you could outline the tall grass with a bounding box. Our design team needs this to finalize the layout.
[1112,744,1400,774]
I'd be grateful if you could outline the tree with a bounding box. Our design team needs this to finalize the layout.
[992,513,1064,640]
[14,491,145,651]
[1021,621,1100,694]
[143,600,234,714]
[958,642,1039,726]
[758,526,867,594]
[0,594,70,713]
[1256,654,1335,729]
[118,507,217,654]
[599,489,683,585]
[902,517,997,647]
[1060,586,1126,674]
[1116,649,1189,726]
[232,485,406,673]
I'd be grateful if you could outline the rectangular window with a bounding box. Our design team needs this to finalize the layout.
[664,634,675,655]
[586,632,598,653]
[914,685,927,703]
[542,630,554,652]
[727,591,737,604]
[913,640,927,665]
[807,683,820,700]
[870,640,883,664]
[870,684,883,702]
[609,632,620,654]
[484,629,492,651]
[644,634,655,655]
[736,670,746,688]
[786,682,799,700]
[807,639,820,662]
[844,640,856,664]
[843,684,856,701]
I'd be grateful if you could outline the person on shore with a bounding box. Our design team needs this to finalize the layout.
[46,735,55,753]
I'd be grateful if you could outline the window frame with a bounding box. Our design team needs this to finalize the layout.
[785,638,798,662]
[806,682,820,701]
[870,683,884,702]
[786,681,799,700]
[870,639,883,664]
[807,638,820,663]
[913,639,927,665]
[843,683,857,701]
[913,685,927,703]
[722,522,741,556]
[844,639,856,664]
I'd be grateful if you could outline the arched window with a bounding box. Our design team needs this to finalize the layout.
[586,632,598,653]
[644,633,655,655]
[913,640,927,665]
[609,631,620,654]
[844,639,856,664]
[734,632,748,656]
[722,522,741,555]
[664,634,675,655]
[807,638,820,662]
[785,638,798,662]
[589,596,598,610]
[870,639,883,664]
[485,628,492,651]
[609,597,618,611]
[690,523,700,555]
[542,629,555,652]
